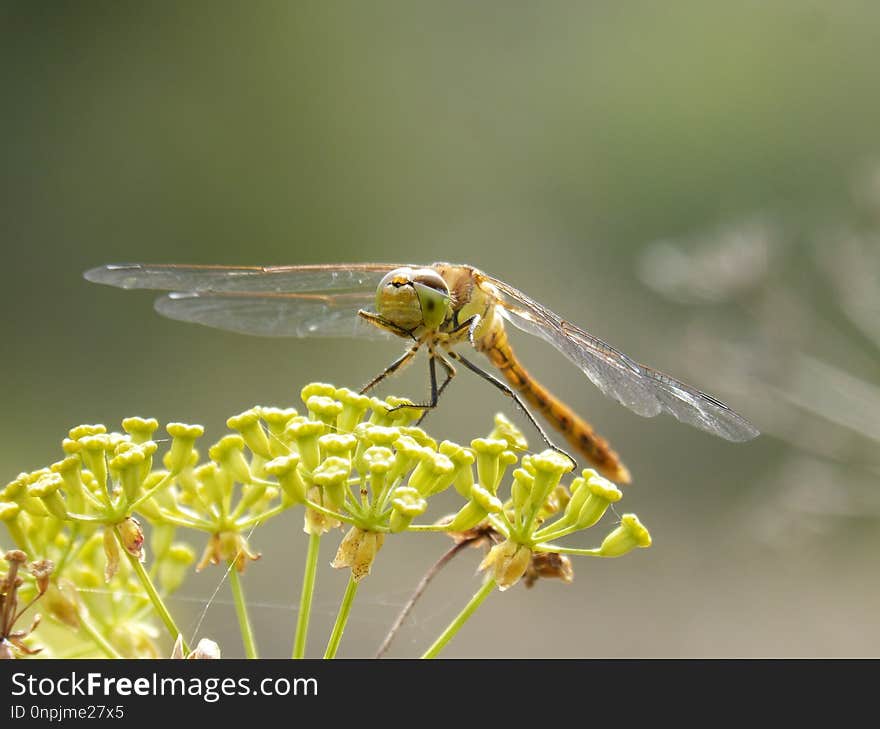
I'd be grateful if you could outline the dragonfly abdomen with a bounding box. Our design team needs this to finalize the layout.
[479,327,632,484]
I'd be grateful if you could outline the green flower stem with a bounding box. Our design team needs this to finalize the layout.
[229,563,258,659]
[323,575,359,659]
[303,499,359,527]
[236,503,288,527]
[63,512,109,524]
[53,526,86,576]
[533,523,583,544]
[78,611,124,659]
[148,511,214,530]
[128,471,175,511]
[406,523,453,532]
[534,543,600,557]
[488,512,512,536]
[120,534,188,654]
[292,532,321,659]
[421,577,497,659]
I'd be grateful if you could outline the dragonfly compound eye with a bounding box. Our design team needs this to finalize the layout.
[375,267,450,332]
[411,268,451,330]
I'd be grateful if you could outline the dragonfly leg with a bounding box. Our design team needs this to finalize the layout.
[385,350,457,419]
[443,314,481,345]
[358,309,418,341]
[360,343,421,395]
[446,350,577,467]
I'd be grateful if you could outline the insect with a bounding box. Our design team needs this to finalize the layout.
[84,262,759,483]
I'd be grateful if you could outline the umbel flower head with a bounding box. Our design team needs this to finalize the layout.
[0,381,651,658]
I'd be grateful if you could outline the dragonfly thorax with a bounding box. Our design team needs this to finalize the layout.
[374,267,452,333]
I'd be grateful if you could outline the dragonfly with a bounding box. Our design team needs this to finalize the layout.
[83,262,759,483]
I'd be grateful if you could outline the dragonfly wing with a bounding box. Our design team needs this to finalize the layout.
[154,291,393,340]
[482,273,759,441]
[84,262,406,339]
[641,367,759,441]
[84,263,400,292]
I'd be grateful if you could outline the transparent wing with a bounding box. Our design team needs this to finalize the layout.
[84,262,400,292]
[84,262,405,340]
[155,291,393,339]
[478,272,759,442]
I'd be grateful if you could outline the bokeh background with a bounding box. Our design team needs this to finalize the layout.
[3,1,880,657]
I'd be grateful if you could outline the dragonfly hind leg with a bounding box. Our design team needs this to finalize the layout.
[446,350,577,468]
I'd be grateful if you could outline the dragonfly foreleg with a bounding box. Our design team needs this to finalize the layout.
[444,313,481,346]
[360,343,421,395]
[358,309,418,340]
[446,350,577,468]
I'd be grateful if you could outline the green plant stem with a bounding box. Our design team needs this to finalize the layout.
[120,535,188,654]
[406,523,453,532]
[324,575,359,659]
[421,577,496,659]
[292,532,320,658]
[228,563,258,659]
[77,612,124,659]
[533,523,582,544]
[536,544,600,557]
[128,471,174,511]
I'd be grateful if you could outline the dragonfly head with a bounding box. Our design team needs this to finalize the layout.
[376,267,451,332]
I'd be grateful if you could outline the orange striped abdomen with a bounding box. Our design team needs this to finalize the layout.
[479,327,632,484]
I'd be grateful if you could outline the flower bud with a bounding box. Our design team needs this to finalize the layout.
[68,424,107,440]
[319,433,358,463]
[258,407,299,456]
[150,523,176,561]
[398,426,437,451]
[122,417,159,445]
[335,388,372,433]
[471,438,508,492]
[488,412,528,452]
[409,450,455,497]
[362,446,394,502]
[166,422,205,474]
[50,456,86,507]
[109,444,150,504]
[227,408,271,459]
[384,396,424,426]
[264,454,306,504]
[510,467,534,513]
[78,434,112,494]
[305,395,343,427]
[158,543,196,593]
[209,435,252,485]
[300,382,338,402]
[28,473,68,520]
[389,485,427,532]
[45,578,81,628]
[311,456,351,512]
[576,472,622,529]
[0,501,28,550]
[285,418,324,471]
[439,441,476,498]
[527,450,574,514]
[597,514,652,557]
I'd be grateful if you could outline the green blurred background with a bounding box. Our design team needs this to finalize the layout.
[3,0,880,657]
